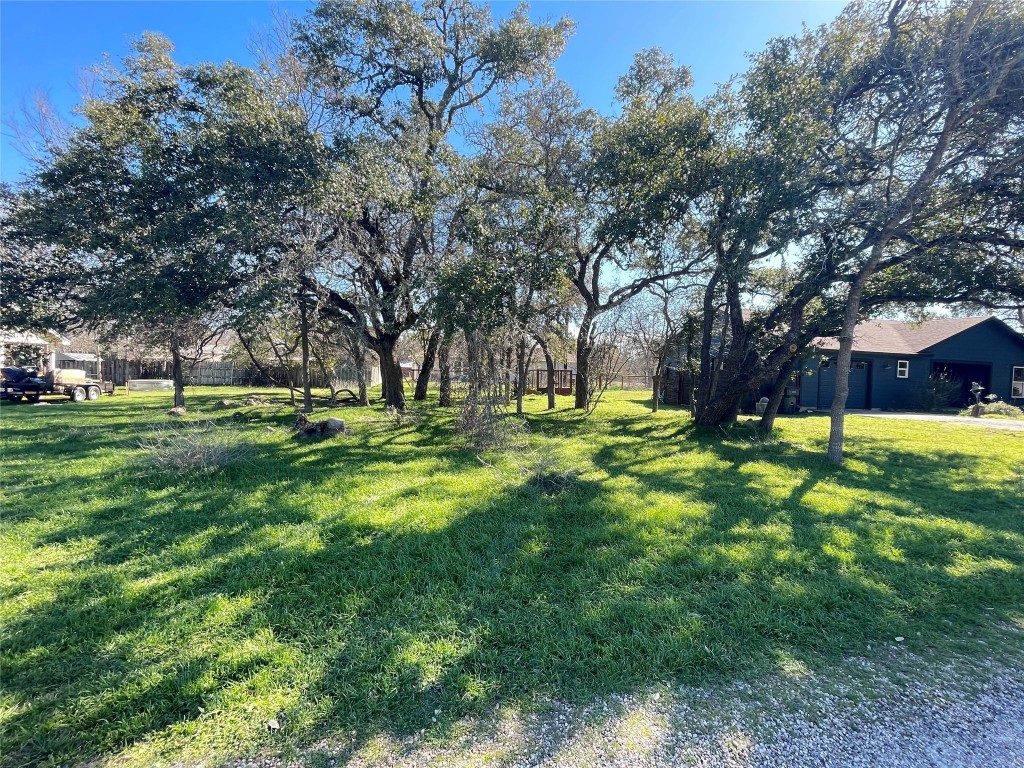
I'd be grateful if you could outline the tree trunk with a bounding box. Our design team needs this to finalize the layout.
[501,346,512,404]
[438,333,452,407]
[299,298,313,413]
[693,272,721,418]
[376,337,406,410]
[693,386,746,426]
[759,357,797,433]
[465,330,481,415]
[342,328,371,406]
[544,348,556,410]
[707,315,730,403]
[354,343,369,406]
[828,287,868,463]
[515,337,528,415]
[414,329,440,401]
[828,246,885,463]
[170,343,185,408]
[534,335,557,410]
[651,368,661,413]
[573,311,595,410]
[694,306,752,426]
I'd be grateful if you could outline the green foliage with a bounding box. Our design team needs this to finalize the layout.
[913,373,963,412]
[11,34,322,349]
[958,401,1024,420]
[290,0,575,409]
[1,343,45,368]
[297,0,572,131]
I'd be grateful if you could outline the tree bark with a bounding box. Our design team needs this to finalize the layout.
[438,333,452,407]
[515,336,529,415]
[414,329,440,401]
[651,367,661,413]
[759,357,797,433]
[375,336,406,410]
[693,376,751,426]
[170,342,185,408]
[573,310,595,410]
[827,275,872,463]
[465,330,481,415]
[827,242,890,463]
[694,394,741,426]
[299,298,313,413]
[693,272,721,418]
[354,343,369,406]
[544,348,556,410]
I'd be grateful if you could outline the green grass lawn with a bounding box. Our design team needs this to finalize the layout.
[2,388,1022,767]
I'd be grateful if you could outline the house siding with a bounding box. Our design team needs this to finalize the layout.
[798,318,1024,410]
[865,353,930,410]
[799,357,884,410]
[924,321,1024,404]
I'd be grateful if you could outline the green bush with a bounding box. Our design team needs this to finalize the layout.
[913,373,962,412]
[958,400,1024,419]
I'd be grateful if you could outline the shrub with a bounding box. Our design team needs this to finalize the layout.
[138,421,255,473]
[957,401,1024,419]
[912,373,962,411]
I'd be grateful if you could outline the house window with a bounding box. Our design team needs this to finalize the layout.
[896,360,909,379]
[1013,367,1024,399]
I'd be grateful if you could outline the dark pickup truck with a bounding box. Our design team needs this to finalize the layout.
[2,367,113,403]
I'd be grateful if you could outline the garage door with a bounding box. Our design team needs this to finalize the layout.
[815,359,870,410]
[847,360,870,409]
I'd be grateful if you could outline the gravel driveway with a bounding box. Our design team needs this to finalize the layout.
[233,625,1024,768]
[850,411,1024,431]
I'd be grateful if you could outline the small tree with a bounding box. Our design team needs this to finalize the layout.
[624,283,697,412]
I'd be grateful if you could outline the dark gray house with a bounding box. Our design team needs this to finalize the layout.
[798,316,1024,411]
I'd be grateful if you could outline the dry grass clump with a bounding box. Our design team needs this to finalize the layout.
[381,404,423,428]
[519,447,580,493]
[137,420,255,473]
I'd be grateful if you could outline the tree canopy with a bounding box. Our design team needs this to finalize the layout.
[4,0,1023,463]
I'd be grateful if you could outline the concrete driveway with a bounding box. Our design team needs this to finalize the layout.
[851,411,1024,431]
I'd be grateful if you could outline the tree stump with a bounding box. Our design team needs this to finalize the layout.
[292,413,348,438]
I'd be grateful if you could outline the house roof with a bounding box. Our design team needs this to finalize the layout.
[0,329,69,347]
[58,352,100,362]
[814,316,996,355]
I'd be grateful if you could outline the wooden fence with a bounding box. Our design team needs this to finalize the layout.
[102,359,381,389]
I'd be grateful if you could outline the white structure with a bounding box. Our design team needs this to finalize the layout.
[0,329,69,371]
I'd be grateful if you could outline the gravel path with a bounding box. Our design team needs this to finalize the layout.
[229,628,1024,768]
[850,411,1024,431]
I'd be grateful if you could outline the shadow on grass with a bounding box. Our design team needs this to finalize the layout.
[1,396,1022,766]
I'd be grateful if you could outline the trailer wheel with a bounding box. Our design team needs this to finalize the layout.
[87,386,101,401]
[6,394,23,403]
[25,393,41,403]
[71,386,87,403]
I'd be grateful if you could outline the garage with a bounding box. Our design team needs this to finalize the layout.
[807,358,872,410]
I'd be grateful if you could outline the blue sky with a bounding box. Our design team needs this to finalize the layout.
[1,1,845,183]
